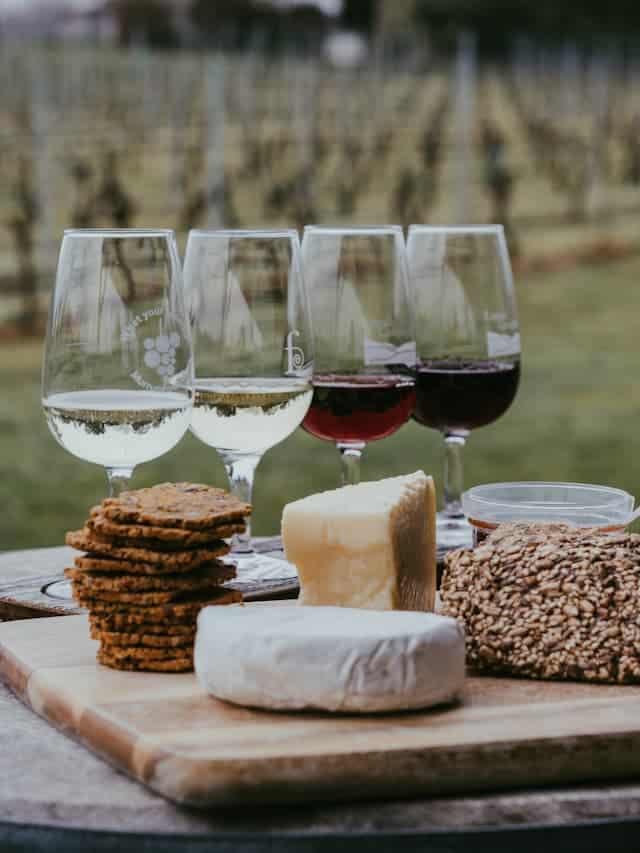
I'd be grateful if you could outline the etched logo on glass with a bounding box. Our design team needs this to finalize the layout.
[121,310,183,391]
[284,330,307,374]
[143,333,181,378]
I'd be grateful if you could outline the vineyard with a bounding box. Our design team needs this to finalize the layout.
[3,40,640,549]
[2,43,640,335]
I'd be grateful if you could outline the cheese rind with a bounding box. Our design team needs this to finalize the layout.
[195,605,465,712]
[282,471,436,611]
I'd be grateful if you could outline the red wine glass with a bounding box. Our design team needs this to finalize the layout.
[301,225,416,485]
[407,225,520,552]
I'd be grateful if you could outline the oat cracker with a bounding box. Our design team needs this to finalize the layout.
[88,511,245,548]
[90,628,195,648]
[101,482,251,530]
[66,529,229,567]
[98,649,193,672]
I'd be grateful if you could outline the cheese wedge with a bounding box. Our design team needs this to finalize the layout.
[282,471,436,611]
[195,605,464,712]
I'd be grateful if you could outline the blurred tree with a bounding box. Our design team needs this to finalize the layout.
[179,179,240,231]
[110,0,179,48]
[624,116,640,186]
[341,0,376,33]
[93,151,138,302]
[94,151,136,230]
[190,0,327,52]
[415,0,640,55]
[480,121,519,255]
[7,156,39,337]
[191,0,256,48]
[393,167,420,229]
[68,159,95,230]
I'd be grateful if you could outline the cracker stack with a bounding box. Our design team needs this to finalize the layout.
[65,483,251,672]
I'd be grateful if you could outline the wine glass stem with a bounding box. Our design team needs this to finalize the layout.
[219,452,261,551]
[105,467,134,498]
[443,433,466,518]
[337,442,365,486]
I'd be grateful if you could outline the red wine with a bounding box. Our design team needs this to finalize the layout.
[413,359,520,433]
[303,374,416,443]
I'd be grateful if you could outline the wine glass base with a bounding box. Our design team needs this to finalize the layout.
[436,513,473,557]
[221,549,297,582]
[230,535,283,555]
[252,535,284,553]
[43,579,74,601]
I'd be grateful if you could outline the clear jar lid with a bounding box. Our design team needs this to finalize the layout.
[462,482,635,529]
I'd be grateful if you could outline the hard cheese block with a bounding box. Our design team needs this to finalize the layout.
[195,604,465,712]
[282,471,436,611]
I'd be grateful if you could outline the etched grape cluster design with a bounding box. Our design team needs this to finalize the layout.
[143,332,181,377]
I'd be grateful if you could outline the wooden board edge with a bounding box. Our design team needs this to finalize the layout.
[5,666,148,795]
[77,705,147,782]
[0,641,32,700]
[138,731,640,807]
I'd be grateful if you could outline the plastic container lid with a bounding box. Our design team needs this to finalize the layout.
[462,482,635,529]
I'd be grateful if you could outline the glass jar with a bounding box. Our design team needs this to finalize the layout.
[462,482,635,547]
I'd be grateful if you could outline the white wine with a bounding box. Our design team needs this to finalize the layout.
[191,378,312,454]
[43,389,192,468]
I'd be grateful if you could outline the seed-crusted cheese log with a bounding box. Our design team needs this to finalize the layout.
[282,471,436,611]
[441,523,640,684]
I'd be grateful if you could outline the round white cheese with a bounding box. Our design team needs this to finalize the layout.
[194,605,465,713]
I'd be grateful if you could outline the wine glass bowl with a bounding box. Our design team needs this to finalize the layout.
[184,229,313,554]
[407,224,520,551]
[301,374,416,444]
[412,359,520,434]
[301,225,416,485]
[42,229,193,495]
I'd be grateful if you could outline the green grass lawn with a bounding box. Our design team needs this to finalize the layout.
[3,252,640,551]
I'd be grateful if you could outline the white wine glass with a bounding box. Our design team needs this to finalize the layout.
[407,224,520,552]
[42,228,193,599]
[184,229,313,556]
[42,228,193,494]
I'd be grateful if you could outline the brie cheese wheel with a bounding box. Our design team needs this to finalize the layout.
[282,471,436,611]
[195,605,465,713]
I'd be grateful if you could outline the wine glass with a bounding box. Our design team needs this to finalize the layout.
[184,229,313,556]
[407,224,520,552]
[42,228,193,597]
[301,225,416,485]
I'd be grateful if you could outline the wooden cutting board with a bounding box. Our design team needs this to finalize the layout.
[3,614,640,808]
